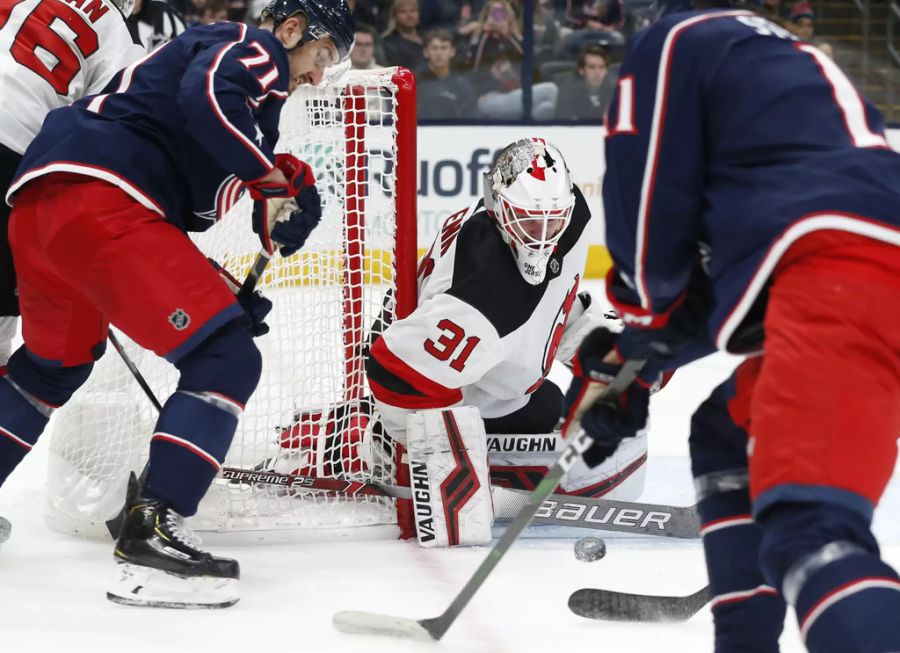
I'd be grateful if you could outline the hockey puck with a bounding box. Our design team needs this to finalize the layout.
[574,537,606,562]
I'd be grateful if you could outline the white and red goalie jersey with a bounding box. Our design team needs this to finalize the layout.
[367,184,595,438]
[0,0,143,156]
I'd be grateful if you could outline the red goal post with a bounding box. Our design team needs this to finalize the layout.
[44,67,418,541]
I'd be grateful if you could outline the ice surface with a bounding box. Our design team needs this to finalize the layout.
[1,280,898,652]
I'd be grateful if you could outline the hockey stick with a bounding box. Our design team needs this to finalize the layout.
[103,329,159,537]
[104,249,273,538]
[332,359,646,642]
[222,465,699,539]
[568,584,711,622]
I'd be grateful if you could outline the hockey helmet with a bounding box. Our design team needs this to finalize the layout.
[261,0,355,63]
[484,138,575,285]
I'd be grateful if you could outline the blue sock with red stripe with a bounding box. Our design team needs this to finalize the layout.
[759,502,900,653]
[0,375,49,487]
[143,391,241,516]
[797,552,900,652]
[690,366,786,652]
[699,487,785,652]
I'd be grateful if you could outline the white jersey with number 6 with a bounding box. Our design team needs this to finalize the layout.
[0,0,143,155]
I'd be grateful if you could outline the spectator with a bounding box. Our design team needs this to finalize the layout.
[474,55,558,119]
[787,1,833,57]
[182,0,206,24]
[760,0,784,22]
[128,0,187,51]
[555,45,612,120]
[418,0,465,31]
[348,0,379,30]
[462,0,555,119]
[418,29,477,119]
[199,0,228,23]
[225,0,247,21]
[381,0,427,71]
[351,24,384,69]
[564,0,624,55]
[467,0,523,71]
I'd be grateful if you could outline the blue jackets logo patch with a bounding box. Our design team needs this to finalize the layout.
[169,309,191,331]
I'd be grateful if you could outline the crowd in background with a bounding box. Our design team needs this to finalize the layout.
[126,0,834,122]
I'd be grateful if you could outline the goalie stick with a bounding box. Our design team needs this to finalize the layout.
[568,584,711,622]
[331,359,646,642]
[104,249,273,538]
[221,465,700,539]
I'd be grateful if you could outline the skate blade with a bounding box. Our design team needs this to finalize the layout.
[107,563,239,609]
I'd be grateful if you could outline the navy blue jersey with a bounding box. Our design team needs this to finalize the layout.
[7,22,289,231]
[603,9,900,353]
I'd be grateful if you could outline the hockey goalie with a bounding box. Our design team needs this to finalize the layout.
[365,138,648,547]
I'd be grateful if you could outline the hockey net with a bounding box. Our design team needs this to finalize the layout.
[44,68,417,540]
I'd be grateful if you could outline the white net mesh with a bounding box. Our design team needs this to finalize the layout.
[45,68,415,540]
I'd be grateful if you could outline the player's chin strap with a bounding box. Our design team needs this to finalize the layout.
[405,406,493,547]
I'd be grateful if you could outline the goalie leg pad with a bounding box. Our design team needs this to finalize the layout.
[406,407,493,547]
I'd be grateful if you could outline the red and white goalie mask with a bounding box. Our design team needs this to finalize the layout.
[484,138,575,285]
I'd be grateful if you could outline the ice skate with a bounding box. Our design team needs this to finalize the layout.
[107,498,239,609]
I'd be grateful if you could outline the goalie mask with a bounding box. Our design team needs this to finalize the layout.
[484,138,575,285]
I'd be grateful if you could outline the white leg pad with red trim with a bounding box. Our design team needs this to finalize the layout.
[406,406,493,548]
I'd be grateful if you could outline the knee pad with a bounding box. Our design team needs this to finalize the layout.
[7,346,93,407]
[757,501,878,591]
[174,321,262,405]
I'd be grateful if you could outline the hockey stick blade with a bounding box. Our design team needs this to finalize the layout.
[221,466,698,538]
[333,360,646,642]
[332,612,442,641]
[568,585,711,622]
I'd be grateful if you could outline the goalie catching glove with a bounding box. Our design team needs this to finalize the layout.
[560,327,650,468]
[247,153,322,257]
[406,406,493,547]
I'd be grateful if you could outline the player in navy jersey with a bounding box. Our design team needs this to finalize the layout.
[0,0,354,608]
[561,2,900,651]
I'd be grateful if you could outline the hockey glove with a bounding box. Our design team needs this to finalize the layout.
[609,264,713,364]
[247,153,312,200]
[249,153,322,257]
[560,327,650,468]
[211,259,273,337]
